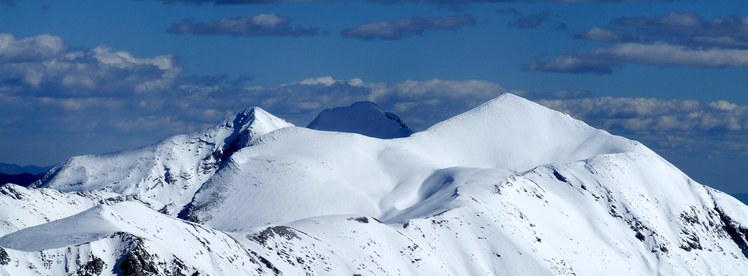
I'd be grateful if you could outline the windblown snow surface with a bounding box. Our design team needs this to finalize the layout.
[2,93,748,275]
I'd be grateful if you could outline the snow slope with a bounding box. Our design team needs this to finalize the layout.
[32,108,292,215]
[187,94,645,230]
[2,93,748,275]
[0,184,96,236]
[307,101,413,139]
[0,202,272,275]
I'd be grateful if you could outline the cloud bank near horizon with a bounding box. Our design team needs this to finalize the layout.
[1,32,747,169]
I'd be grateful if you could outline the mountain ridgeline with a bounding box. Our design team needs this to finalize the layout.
[1,94,748,275]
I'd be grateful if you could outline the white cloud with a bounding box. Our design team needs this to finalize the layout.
[604,43,748,67]
[167,13,319,37]
[579,26,621,42]
[536,12,748,74]
[710,100,738,111]
[0,33,66,63]
[251,13,286,28]
[536,96,748,153]
[298,76,337,86]
[527,43,748,74]
[341,15,475,40]
[0,33,180,96]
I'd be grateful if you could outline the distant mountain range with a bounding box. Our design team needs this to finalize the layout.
[1,95,748,275]
[0,163,48,175]
[0,163,49,187]
[0,173,42,187]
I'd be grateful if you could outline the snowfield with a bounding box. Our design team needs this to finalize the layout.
[1,93,748,275]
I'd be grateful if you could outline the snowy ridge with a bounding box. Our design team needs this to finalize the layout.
[0,202,271,275]
[32,107,292,214]
[0,184,96,236]
[2,93,748,275]
[187,94,644,230]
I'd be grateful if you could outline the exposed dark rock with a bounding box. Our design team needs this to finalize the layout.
[680,234,702,252]
[77,256,105,276]
[257,255,281,275]
[250,226,302,246]
[552,170,568,183]
[716,207,748,258]
[348,217,369,223]
[0,185,24,200]
[0,247,9,265]
[117,238,159,276]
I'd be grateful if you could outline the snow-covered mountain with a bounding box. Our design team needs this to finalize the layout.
[307,101,413,139]
[31,107,293,215]
[2,93,748,275]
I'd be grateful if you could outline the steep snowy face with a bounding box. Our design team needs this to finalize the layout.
[32,108,292,214]
[307,101,414,139]
[186,94,646,230]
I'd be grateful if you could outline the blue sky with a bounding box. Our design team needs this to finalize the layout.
[1,0,748,193]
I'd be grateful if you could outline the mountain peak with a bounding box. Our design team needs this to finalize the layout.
[226,106,287,127]
[307,101,413,139]
[221,107,294,145]
[6,94,748,275]
[413,92,646,171]
[32,106,293,215]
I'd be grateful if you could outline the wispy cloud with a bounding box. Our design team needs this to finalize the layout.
[341,15,475,40]
[164,0,663,4]
[162,0,683,6]
[527,12,748,74]
[508,10,554,29]
[167,13,320,37]
[164,0,310,4]
[526,43,748,74]
[579,12,748,48]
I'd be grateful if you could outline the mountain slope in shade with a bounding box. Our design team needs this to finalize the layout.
[30,107,292,215]
[307,101,413,139]
[2,93,748,275]
[0,173,42,187]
